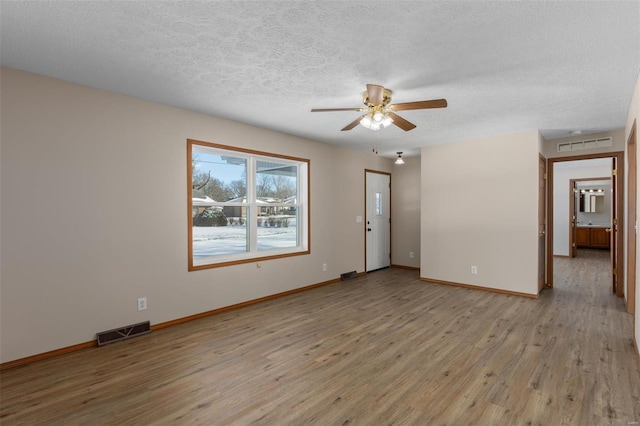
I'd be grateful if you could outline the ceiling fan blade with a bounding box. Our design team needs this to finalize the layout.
[311,107,363,112]
[366,84,384,105]
[390,99,448,111]
[341,115,365,131]
[388,112,416,131]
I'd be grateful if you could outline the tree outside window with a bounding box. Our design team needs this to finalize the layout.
[188,140,309,270]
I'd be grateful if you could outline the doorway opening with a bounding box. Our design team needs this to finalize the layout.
[547,152,624,297]
[569,176,612,257]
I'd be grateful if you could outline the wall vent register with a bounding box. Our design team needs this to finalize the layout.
[96,321,151,346]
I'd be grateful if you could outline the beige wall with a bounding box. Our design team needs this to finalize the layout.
[0,67,395,363]
[3,64,637,363]
[421,130,540,296]
[391,156,420,269]
[625,69,640,352]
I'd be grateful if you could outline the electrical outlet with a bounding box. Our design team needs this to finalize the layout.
[409,251,414,259]
[137,297,147,311]
[322,263,327,272]
[471,266,478,275]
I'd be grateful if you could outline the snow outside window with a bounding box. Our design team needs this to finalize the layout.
[188,140,309,270]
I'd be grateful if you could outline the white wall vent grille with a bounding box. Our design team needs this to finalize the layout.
[557,137,613,152]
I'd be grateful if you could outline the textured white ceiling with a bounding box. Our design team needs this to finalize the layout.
[1,1,639,157]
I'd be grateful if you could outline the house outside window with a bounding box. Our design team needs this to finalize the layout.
[188,139,309,270]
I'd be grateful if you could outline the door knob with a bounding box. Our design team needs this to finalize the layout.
[539,230,545,235]
[367,228,372,232]
[606,228,612,232]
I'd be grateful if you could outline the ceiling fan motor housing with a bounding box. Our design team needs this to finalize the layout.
[363,88,392,107]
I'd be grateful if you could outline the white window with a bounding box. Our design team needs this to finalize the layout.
[188,139,309,270]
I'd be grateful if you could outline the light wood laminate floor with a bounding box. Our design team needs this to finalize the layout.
[1,249,639,425]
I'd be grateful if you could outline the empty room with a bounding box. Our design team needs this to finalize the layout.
[1,1,639,424]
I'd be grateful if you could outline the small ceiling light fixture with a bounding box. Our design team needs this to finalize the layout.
[395,152,405,165]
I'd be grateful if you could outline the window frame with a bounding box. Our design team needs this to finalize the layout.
[187,139,310,271]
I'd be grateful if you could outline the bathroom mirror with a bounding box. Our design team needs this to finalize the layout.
[579,190,605,213]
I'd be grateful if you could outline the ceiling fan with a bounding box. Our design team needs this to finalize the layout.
[311,84,447,131]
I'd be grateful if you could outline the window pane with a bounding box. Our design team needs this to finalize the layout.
[256,160,297,203]
[188,139,309,270]
[257,206,298,251]
[375,192,382,215]
[192,149,246,202]
[192,208,249,260]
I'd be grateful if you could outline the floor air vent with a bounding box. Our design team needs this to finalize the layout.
[96,321,151,346]
[341,271,359,280]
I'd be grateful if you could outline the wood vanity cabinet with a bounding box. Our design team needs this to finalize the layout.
[576,227,590,247]
[590,227,610,248]
[576,227,610,249]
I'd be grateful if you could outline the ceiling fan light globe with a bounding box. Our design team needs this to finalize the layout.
[370,122,381,131]
[381,115,393,127]
[360,116,373,128]
[373,111,384,122]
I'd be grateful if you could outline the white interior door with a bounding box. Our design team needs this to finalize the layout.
[366,171,390,272]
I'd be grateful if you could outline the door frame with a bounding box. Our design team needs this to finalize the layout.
[364,169,392,273]
[627,120,637,314]
[539,154,547,292]
[547,151,624,295]
[570,179,577,258]
[611,155,620,294]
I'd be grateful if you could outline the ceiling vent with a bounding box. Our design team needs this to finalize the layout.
[557,137,613,152]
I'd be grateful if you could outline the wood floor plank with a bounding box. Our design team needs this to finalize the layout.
[1,249,639,424]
